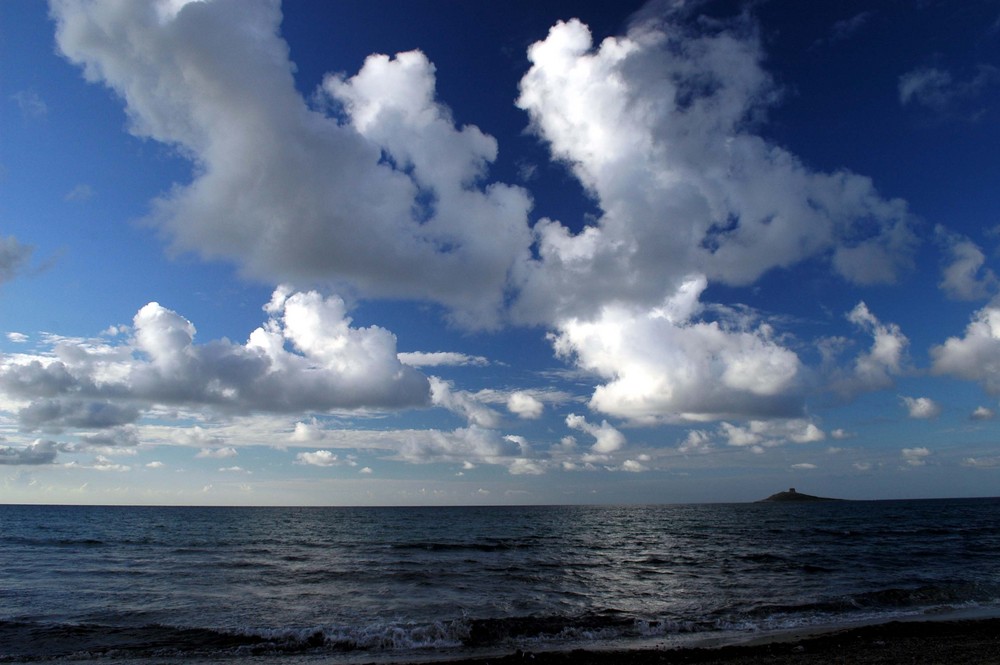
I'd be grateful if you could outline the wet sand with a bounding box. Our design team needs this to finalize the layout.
[422,618,1000,664]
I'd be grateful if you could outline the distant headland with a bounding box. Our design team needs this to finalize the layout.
[758,487,841,502]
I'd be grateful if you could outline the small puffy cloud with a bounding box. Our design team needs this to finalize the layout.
[971,406,995,420]
[831,428,854,440]
[836,302,909,394]
[145,461,165,469]
[900,396,941,420]
[937,230,996,300]
[196,447,238,459]
[429,377,501,428]
[791,463,817,470]
[7,333,28,344]
[901,446,931,466]
[566,413,625,454]
[720,419,825,449]
[290,419,327,443]
[89,455,130,472]
[621,459,647,473]
[397,352,489,367]
[295,450,339,466]
[359,466,373,474]
[0,236,34,286]
[678,429,712,454]
[931,303,1000,394]
[507,391,544,419]
[219,466,249,473]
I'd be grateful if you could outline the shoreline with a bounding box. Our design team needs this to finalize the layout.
[399,616,1000,665]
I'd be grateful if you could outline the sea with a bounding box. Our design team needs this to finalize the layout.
[2,498,999,663]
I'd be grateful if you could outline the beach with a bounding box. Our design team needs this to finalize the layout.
[430,618,1000,665]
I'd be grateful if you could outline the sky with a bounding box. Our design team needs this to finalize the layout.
[1,0,1000,506]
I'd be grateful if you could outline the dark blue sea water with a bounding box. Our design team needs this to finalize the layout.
[1,499,999,663]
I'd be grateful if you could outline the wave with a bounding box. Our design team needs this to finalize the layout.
[4,583,1000,662]
[0,612,692,662]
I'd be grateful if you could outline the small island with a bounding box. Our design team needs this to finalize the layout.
[759,487,841,502]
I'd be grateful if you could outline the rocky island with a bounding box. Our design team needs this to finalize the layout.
[759,487,840,502]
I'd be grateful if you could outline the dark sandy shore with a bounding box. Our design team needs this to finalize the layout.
[416,618,1000,665]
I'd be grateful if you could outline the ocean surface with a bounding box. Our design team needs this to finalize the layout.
[1,498,999,663]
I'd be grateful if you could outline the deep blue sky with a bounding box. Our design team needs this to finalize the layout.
[1,0,999,505]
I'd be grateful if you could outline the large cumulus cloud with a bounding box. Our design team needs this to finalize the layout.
[511,15,915,326]
[549,276,802,423]
[51,0,532,328]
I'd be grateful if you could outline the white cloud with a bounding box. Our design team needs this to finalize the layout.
[359,466,373,474]
[621,459,647,473]
[931,302,1000,394]
[196,446,238,459]
[290,419,327,443]
[937,230,996,300]
[831,428,854,440]
[720,419,825,448]
[88,455,130,472]
[429,377,501,428]
[678,429,712,454]
[901,396,941,420]
[6,333,28,344]
[507,391,544,419]
[295,450,339,466]
[791,462,817,470]
[565,413,625,454]
[145,461,164,469]
[836,302,909,394]
[50,0,915,337]
[550,278,802,423]
[512,14,914,325]
[51,0,532,328]
[0,288,429,435]
[391,425,526,472]
[901,446,931,466]
[219,466,248,473]
[971,406,995,420]
[397,352,489,367]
